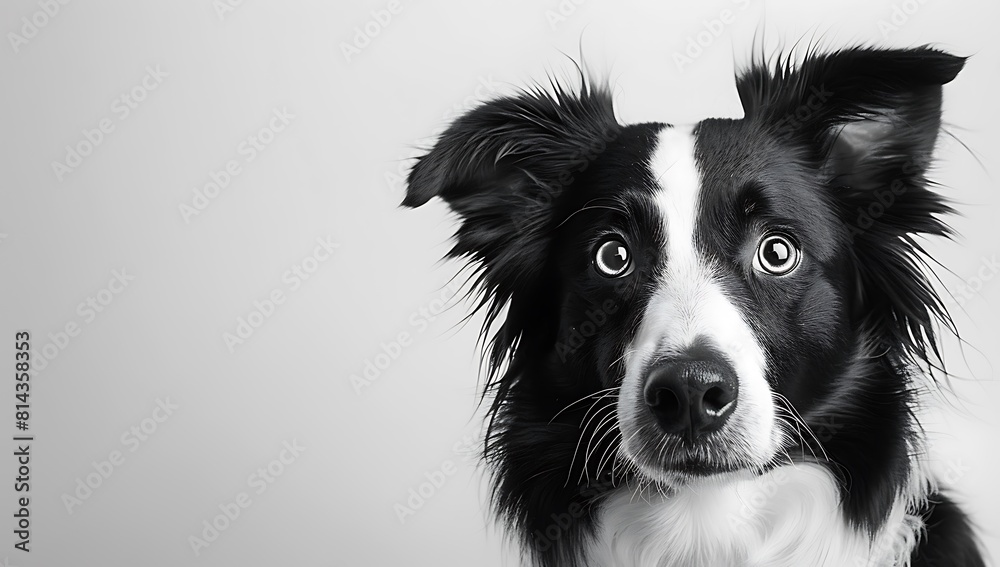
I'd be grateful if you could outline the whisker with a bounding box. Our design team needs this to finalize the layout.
[773,392,832,463]
[549,387,619,424]
[596,429,624,479]
[565,403,616,487]
[579,411,620,484]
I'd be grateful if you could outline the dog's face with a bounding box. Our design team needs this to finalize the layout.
[405,47,963,488]
[566,121,853,484]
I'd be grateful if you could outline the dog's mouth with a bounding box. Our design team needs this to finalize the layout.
[663,456,743,477]
[620,424,762,484]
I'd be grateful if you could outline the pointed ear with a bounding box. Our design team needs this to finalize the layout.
[738,46,964,191]
[404,82,619,213]
[403,81,619,305]
[738,47,967,366]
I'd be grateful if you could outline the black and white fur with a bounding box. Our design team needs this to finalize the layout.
[404,46,985,566]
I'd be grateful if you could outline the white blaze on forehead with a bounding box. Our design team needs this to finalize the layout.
[654,126,701,280]
[617,125,781,477]
[642,124,759,357]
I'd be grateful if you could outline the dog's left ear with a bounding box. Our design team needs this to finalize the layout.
[738,46,966,363]
[738,46,965,192]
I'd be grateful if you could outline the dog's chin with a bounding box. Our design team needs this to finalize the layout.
[622,436,771,489]
[635,459,763,489]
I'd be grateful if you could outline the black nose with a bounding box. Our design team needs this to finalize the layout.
[643,360,738,441]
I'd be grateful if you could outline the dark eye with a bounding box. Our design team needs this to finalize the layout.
[594,238,632,278]
[754,233,800,276]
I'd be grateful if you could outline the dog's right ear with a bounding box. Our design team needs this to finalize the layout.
[403,84,618,212]
[404,83,619,368]
[403,82,619,304]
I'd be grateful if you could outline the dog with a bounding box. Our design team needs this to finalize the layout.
[403,46,985,566]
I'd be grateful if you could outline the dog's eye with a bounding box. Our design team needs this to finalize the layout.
[754,233,800,276]
[594,238,632,278]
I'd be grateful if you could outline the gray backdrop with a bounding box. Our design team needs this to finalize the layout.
[1,0,997,565]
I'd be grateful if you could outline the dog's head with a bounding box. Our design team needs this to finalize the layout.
[404,47,964,488]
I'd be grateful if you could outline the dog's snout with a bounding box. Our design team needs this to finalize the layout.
[643,360,738,441]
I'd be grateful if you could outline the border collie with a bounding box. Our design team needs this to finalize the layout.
[403,46,985,566]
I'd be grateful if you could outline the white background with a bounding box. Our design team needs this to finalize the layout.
[1,0,997,565]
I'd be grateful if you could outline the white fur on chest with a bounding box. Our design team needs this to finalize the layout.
[583,463,921,567]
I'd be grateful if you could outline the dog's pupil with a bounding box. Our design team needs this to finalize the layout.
[605,244,626,268]
[768,242,789,264]
[612,246,627,264]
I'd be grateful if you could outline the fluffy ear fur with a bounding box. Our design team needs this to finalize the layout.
[403,80,620,372]
[737,46,966,370]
